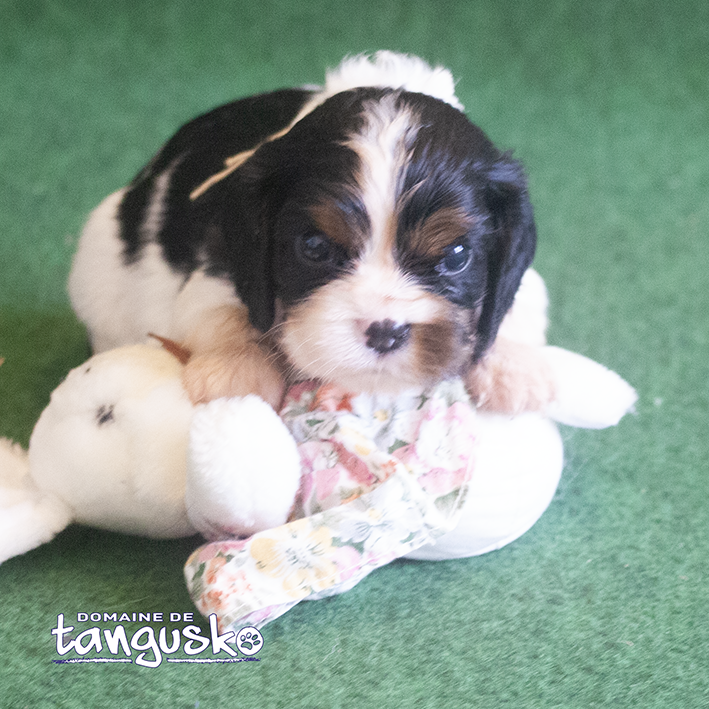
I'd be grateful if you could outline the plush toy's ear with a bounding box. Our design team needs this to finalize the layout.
[473,157,537,360]
[149,334,192,364]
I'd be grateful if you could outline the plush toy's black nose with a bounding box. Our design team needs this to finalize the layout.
[364,319,411,354]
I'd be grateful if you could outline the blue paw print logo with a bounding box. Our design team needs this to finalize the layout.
[236,626,264,656]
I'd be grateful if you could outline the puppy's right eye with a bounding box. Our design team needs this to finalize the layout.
[297,233,336,264]
[438,241,472,275]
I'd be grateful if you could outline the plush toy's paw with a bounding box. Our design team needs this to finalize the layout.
[187,395,302,540]
[183,345,284,409]
[466,338,557,415]
[0,438,73,564]
[542,347,637,428]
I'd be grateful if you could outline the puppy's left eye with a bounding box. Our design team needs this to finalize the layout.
[438,241,472,275]
[297,233,337,264]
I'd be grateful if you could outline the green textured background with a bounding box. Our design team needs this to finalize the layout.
[1,1,707,706]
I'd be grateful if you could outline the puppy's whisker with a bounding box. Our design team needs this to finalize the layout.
[264,320,288,337]
[280,337,322,374]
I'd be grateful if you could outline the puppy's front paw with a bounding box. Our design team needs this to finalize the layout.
[466,339,556,415]
[183,344,285,409]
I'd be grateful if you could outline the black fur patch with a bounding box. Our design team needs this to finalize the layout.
[118,88,315,269]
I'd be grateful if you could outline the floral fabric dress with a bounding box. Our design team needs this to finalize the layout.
[185,378,477,631]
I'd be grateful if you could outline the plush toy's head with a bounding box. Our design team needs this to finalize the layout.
[29,345,196,537]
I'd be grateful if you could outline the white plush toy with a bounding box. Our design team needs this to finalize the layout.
[0,270,636,628]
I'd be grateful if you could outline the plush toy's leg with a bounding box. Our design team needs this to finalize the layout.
[404,413,563,561]
[542,347,638,429]
[0,438,73,564]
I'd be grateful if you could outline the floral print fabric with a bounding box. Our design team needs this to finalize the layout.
[185,378,477,631]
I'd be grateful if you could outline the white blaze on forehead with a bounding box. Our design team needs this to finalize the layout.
[346,96,419,265]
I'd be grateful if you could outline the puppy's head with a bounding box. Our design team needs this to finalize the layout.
[224,87,536,393]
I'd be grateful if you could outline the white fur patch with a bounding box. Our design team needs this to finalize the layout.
[69,189,241,351]
[288,51,462,135]
[319,51,463,111]
[346,96,418,264]
[141,157,181,241]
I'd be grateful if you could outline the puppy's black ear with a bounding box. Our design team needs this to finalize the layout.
[215,174,278,333]
[473,156,537,359]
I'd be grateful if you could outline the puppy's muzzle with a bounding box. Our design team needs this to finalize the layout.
[364,319,412,354]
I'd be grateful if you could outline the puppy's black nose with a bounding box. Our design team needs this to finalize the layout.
[364,319,411,354]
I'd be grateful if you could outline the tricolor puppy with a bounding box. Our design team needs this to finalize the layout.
[69,52,553,412]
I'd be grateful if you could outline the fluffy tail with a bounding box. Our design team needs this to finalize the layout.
[0,437,73,564]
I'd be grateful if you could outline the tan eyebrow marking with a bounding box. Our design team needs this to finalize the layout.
[307,201,365,251]
[407,206,475,258]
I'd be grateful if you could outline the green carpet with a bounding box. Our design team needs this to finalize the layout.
[1,0,707,706]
